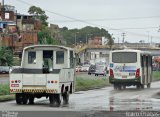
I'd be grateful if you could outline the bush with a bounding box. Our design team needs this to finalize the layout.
[0,84,10,96]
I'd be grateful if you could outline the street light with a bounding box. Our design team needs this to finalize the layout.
[147,31,150,46]
[75,32,79,46]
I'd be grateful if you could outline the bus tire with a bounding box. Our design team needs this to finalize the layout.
[141,84,144,89]
[50,94,61,107]
[49,94,56,107]
[29,96,34,104]
[113,84,118,90]
[118,85,122,90]
[136,84,140,89]
[16,93,22,104]
[113,84,116,90]
[63,92,69,104]
[22,94,28,104]
[122,85,126,89]
[147,83,151,88]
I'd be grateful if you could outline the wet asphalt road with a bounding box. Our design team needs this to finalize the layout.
[0,81,160,112]
[0,73,160,117]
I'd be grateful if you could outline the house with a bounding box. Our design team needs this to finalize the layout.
[0,3,42,58]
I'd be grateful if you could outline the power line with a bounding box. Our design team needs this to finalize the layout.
[115,26,159,30]
[15,0,160,39]
[53,16,160,22]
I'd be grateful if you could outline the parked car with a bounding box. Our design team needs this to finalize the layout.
[0,66,10,74]
[95,65,107,76]
[75,66,82,72]
[88,65,96,75]
[81,64,90,72]
[9,66,21,72]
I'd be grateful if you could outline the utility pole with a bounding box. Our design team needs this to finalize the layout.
[2,0,5,20]
[151,36,152,45]
[147,31,150,46]
[118,37,119,47]
[158,26,160,32]
[122,32,126,44]
[16,10,17,26]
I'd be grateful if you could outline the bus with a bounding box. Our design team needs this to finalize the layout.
[109,49,152,90]
[10,45,76,106]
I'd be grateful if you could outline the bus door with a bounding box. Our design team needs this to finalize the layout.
[142,55,150,85]
[146,55,149,84]
[145,55,152,84]
[147,55,152,83]
[141,55,146,84]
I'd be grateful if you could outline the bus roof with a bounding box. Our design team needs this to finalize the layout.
[23,45,74,51]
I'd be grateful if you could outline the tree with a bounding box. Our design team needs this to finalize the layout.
[38,28,60,45]
[0,47,13,66]
[107,35,114,49]
[60,26,112,46]
[28,6,48,26]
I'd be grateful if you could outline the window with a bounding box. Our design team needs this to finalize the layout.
[28,51,36,64]
[56,51,64,64]
[112,52,137,63]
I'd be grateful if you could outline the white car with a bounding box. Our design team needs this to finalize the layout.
[81,64,90,72]
[75,66,82,72]
[95,65,107,76]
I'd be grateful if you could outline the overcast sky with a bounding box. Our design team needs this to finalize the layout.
[4,0,160,43]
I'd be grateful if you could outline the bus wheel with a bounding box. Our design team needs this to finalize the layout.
[122,85,126,89]
[22,94,28,104]
[147,83,151,88]
[16,93,22,104]
[136,85,140,89]
[55,94,62,106]
[140,84,144,89]
[29,96,34,104]
[63,92,69,104]
[49,94,56,107]
[113,84,117,90]
[118,85,122,90]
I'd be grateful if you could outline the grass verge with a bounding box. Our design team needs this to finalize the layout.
[152,71,160,81]
[0,84,10,96]
[0,84,14,102]
[76,76,110,91]
[0,95,15,102]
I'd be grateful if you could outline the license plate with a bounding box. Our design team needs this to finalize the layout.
[11,84,19,87]
[129,73,135,76]
[122,75,127,78]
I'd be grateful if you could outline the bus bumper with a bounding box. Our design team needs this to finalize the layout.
[109,77,141,84]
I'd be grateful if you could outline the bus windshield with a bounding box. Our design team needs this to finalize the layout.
[112,52,137,63]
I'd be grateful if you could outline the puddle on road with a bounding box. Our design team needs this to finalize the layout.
[109,97,160,111]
